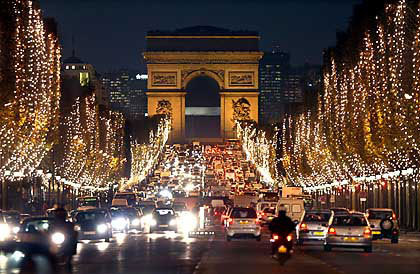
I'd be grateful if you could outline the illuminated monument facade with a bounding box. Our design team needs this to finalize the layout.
[143,26,262,142]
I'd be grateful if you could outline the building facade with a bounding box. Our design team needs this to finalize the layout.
[101,70,148,120]
[258,51,304,125]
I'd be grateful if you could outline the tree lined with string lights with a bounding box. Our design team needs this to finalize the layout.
[0,0,61,179]
[58,94,126,190]
[128,115,171,190]
[280,0,419,190]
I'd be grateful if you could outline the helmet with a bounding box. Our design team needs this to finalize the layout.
[51,207,67,221]
[278,204,287,216]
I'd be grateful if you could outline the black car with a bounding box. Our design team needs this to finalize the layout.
[74,209,112,242]
[149,208,177,233]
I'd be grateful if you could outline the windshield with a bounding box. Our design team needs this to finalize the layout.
[76,212,106,222]
[23,219,52,232]
[173,204,187,211]
[2,213,20,224]
[78,197,99,207]
[263,208,275,214]
[333,215,368,226]
[368,211,393,220]
[303,212,331,222]
[231,208,257,219]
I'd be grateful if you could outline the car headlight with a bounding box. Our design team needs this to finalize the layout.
[112,218,127,229]
[12,226,20,234]
[169,219,177,226]
[132,218,140,226]
[51,232,65,245]
[74,225,81,231]
[0,224,10,240]
[97,224,108,234]
[178,212,197,232]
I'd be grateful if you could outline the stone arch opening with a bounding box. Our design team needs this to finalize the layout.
[185,75,220,138]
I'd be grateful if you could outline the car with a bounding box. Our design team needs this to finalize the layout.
[296,210,332,245]
[172,202,188,216]
[118,207,143,231]
[74,209,112,242]
[147,208,178,233]
[110,208,130,233]
[330,207,350,215]
[366,208,399,243]
[258,207,276,225]
[2,211,22,235]
[324,212,373,252]
[225,207,261,241]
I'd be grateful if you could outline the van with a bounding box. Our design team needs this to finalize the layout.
[275,198,304,223]
[111,198,129,207]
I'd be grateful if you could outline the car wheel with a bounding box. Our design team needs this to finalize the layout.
[391,237,398,244]
[105,237,110,242]
[324,244,332,252]
[364,246,372,253]
[226,236,232,242]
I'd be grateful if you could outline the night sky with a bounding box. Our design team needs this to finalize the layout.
[39,0,362,73]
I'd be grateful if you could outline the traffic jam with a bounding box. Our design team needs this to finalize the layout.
[0,140,405,272]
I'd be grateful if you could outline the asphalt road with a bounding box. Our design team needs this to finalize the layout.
[55,228,420,274]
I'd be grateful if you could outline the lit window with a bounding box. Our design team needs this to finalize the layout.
[65,65,69,70]
[72,65,76,70]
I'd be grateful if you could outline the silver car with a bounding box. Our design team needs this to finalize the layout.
[226,207,261,241]
[366,208,399,243]
[296,210,332,245]
[324,212,373,252]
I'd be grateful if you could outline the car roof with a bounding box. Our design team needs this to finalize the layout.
[22,217,53,222]
[305,210,332,213]
[367,208,393,211]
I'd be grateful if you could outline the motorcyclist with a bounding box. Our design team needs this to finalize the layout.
[268,205,296,256]
[49,207,78,267]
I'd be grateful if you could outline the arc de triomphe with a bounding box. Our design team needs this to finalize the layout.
[143,26,263,143]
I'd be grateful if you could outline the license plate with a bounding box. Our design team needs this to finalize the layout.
[240,221,249,224]
[314,231,324,236]
[344,237,358,242]
[84,231,96,235]
[160,225,169,227]
[372,231,381,235]
[278,246,288,254]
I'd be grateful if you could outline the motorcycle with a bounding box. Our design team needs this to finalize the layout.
[270,232,294,265]
[49,229,78,270]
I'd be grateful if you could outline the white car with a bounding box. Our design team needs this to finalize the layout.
[226,207,261,241]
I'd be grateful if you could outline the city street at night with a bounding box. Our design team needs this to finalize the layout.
[1,0,419,273]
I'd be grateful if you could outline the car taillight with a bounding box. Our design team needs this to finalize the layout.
[286,234,293,242]
[364,227,371,237]
[272,234,279,240]
[328,227,337,235]
[227,218,233,225]
[300,223,308,231]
